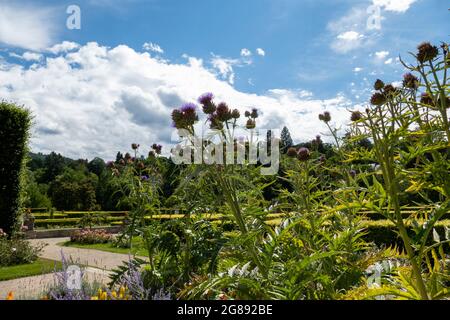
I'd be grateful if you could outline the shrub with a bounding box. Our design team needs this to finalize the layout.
[0,229,44,266]
[0,102,32,235]
[70,228,114,244]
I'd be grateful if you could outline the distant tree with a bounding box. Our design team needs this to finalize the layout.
[280,126,293,153]
[88,157,106,176]
[41,152,65,183]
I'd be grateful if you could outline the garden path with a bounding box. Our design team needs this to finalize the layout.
[0,237,145,299]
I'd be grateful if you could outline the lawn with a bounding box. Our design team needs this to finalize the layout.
[0,259,62,281]
[60,238,149,257]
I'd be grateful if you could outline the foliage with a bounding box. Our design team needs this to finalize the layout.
[0,229,45,266]
[0,101,32,235]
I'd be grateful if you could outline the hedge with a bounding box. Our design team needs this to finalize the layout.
[0,102,31,235]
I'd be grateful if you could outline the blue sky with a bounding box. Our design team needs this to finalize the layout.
[0,0,448,159]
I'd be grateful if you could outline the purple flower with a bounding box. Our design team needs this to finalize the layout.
[198,92,214,105]
[140,175,149,181]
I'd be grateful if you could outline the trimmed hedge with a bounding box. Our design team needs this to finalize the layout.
[0,102,31,235]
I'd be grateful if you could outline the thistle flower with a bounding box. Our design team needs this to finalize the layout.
[246,119,256,129]
[172,103,199,129]
[287,147,297,157]
[124,153,131,160]
[374,79,385,91]
[198,92,214,105]
[244,111,251,117]
[402,73,419,89]
[319,154,326,163]
[216,102,233,122]
[383,84,397,95]
[151,143,162,154]
[351,111,363,122]
[199,93,216,114]
[370,92,386,106]
[231,109,240,119]
[137,162,145,170]
[297,147,310,161]
[250,108,259,119]
[131,143,140,150]
[420,92,434,106]
[417,42,439,63]
[319,111,331,123]
[181,103,199,124]
[349,169,357,178]
[119,159,125,165]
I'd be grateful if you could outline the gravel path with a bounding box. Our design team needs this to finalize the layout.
[29,237,134,270]
[0,237,141,300]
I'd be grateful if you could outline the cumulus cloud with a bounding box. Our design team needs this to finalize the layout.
[0,3,56,50]
[353,67,363,72]
[0,42,352,160]
[9,52,43,62]
[47,41,80,54]
[375,51,390,59]
[256,48,266,56]
[372,0,417,13]
[143,42,164,54]
[240,48,252,57]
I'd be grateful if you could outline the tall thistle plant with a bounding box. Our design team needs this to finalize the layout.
[112,143,164,248]
[170,94,273,276]
[347,42,450,300]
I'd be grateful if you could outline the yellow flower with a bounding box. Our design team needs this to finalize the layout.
[111,291,117,299]
[101,292,108,300]
[91,296,99,300]
[119,286,126,296]
[6,292,14,300]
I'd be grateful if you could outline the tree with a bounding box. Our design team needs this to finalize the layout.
[88,157,106,176]
[41,152,65,183]
[0,102,32,235]
[280,126,293,153]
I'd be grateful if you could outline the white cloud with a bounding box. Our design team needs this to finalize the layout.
[337,31,362,41]
[0,42,352,160]
[48,41,80,54]
[372,0,417,13]
[332,31,365,53]
[240,48,252,57]
[256,48,266,56]
[143,42,164,54]
[384,58,393,64]
[353,67,363,72]
[210,55,241,85]
[375,51,390,59]
[0,3,56,50]
[23,52,43,61]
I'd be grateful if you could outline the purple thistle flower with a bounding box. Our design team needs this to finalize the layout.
[198,92,214,105]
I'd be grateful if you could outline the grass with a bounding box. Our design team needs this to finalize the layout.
[61,237,149,257]
[0,258,62,281]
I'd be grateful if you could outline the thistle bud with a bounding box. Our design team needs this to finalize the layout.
[246,119,256,129]
[402,73,419,89]
[417,42,439,64]
[131,143,140,150]
[350,111,363,122]
[250,108,259,119]
[231,109,240,119]
[287,147,297,157]
[370,92,386,106]
[374,79,385,91]
[297,147,310,161]
[420,92,434,106]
